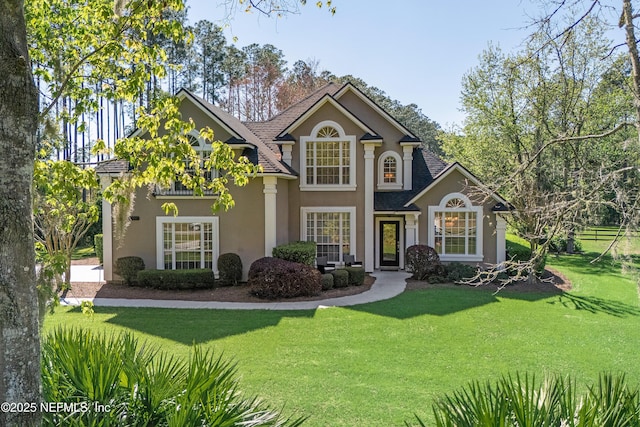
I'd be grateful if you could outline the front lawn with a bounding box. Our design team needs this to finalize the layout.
[44,236,640,426]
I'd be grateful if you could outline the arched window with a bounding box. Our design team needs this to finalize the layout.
[172,132,216,194]
[377,151,403,189]
[300,121,356,190]
[428,193,483,261]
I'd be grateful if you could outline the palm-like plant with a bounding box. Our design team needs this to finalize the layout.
[41,327,305,426]
[410,373,640,427]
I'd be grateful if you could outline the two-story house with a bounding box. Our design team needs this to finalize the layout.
[97,82,509,281]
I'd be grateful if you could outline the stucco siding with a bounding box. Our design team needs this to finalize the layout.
[112,179,266,280]
[411,169,499,265]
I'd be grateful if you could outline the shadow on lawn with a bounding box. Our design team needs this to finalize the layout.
[349,286,640,319]
[549,293,640,318]
[68,306,315,345]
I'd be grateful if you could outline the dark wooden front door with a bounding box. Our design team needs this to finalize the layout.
[380,221,400,267]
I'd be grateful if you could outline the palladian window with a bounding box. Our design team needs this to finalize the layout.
[300,121,356,190]
[428,193,483,261]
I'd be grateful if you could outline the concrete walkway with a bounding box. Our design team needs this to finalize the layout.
[63,266,410,310]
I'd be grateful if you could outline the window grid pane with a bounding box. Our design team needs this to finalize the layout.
[383,157,396,183]
[433,205,478,256]
[306,211,350,263]
[306,139,350,186]
[163,221,214,270]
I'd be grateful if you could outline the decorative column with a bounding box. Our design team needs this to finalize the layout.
[99,175,113,281]
[402,145,414,190]
[364,144,376,272]
[496,214,507,266]
[405,213,417,248]
[263,176,278,257]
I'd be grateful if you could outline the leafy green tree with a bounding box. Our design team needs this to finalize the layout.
[33,160,99,291]
[1,1,334,424]
[442,17,639,278]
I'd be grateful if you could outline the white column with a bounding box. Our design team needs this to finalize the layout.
[496,214,507,266]
[405,214,417,248]
[99,176,113,281]
[403,145,414,190]
[263,176,278,257]
[364,144,376,272]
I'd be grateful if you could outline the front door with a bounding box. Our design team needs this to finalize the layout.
[380,221,400,268]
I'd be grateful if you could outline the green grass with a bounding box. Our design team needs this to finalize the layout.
[71,245,96,260]
[44,234,640,426]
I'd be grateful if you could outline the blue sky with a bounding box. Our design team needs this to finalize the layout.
[186,1,542,127]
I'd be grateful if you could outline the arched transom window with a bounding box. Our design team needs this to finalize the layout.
[377,151,403,189]
[172,133,216,194]
[300,121,356,190]
[428,193,483,261]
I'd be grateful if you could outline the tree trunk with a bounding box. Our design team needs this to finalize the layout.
[0,1,42,425]
[621,0,640,145]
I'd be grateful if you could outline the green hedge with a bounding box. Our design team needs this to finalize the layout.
[343,266,365,286]
[217,253,242,286]
[94,234,103,265]
[137,269,215,290]
[115,256,145,285]
[331,269,349,288]
[272,241,316,266]
[321,273,334,290]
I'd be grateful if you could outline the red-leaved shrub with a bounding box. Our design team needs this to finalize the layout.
[248,257,322,299]
[405,245,443,280]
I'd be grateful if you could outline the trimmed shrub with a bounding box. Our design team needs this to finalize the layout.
[549,234,583,253]
[248,257,322,299]
[137,269,215,290]
[94,234,103,265]
[272,241,317,266]
[331,269,349,288]
[445,262,478,282]
[405,245,443,280]
[217,253,243,286]
[115,256,145,285]
[343,266,365,286]
[321,273,334,290]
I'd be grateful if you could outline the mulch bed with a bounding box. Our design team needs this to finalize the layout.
[67,257,571,303]
[64,275,376,303]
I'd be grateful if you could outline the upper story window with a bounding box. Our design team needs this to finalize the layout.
[156,133,217,197]
[300,121,356,191]
[377,151,403,190]
[427,193,483,262]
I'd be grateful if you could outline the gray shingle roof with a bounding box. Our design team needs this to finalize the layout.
[374,147,449,212]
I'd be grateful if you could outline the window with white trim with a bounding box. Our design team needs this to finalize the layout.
[156,217,219,272]
[300,121,356,190]
[301,207,356,263]
[428,193,483,261]
[156,133,217,196]
[377,151,403,189]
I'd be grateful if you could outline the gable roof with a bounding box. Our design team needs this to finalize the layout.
[334,82,420,141]
[274,93,379,139]
[404,162,509,208]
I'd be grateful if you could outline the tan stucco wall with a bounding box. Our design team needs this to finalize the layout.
[179,101,235,142]
[411,168,499,265]
[112,178,266,280]
[286,103,367,263]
